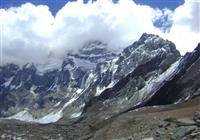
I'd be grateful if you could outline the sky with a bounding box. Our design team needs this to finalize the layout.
[0,0,199,66]
[1,0,185,15]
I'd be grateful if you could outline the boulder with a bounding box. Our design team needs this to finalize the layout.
[142,137,154,140]
[176,118,196,126]
[193,111,200,126]
[158,121,170,128]
[190,132,200,139]
[171,126,197,140]
[155,128,165,137]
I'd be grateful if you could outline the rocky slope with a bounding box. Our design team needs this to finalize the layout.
[0,95,199,140]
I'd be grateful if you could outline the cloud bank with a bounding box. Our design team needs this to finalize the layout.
[0,0,199,66]
[164,0,200,54]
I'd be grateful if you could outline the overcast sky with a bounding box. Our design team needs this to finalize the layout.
[0,0,199,66]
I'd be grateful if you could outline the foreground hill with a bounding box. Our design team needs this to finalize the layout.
[0,96,199,140]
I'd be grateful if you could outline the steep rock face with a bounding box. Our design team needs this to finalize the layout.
[0,33,180,123]
[145,43,200,105]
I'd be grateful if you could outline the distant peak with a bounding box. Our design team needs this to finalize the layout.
[79,40,108,55]
[81,40,107,50]
[140,33,160,41]
[83,40,106,47]
[194,43,200,51]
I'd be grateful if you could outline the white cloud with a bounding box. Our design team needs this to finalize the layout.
[0,3,55,65]
[162,0,200,54]
[0,0,199,66]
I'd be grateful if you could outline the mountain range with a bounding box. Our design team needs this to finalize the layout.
[0,33,199,140]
